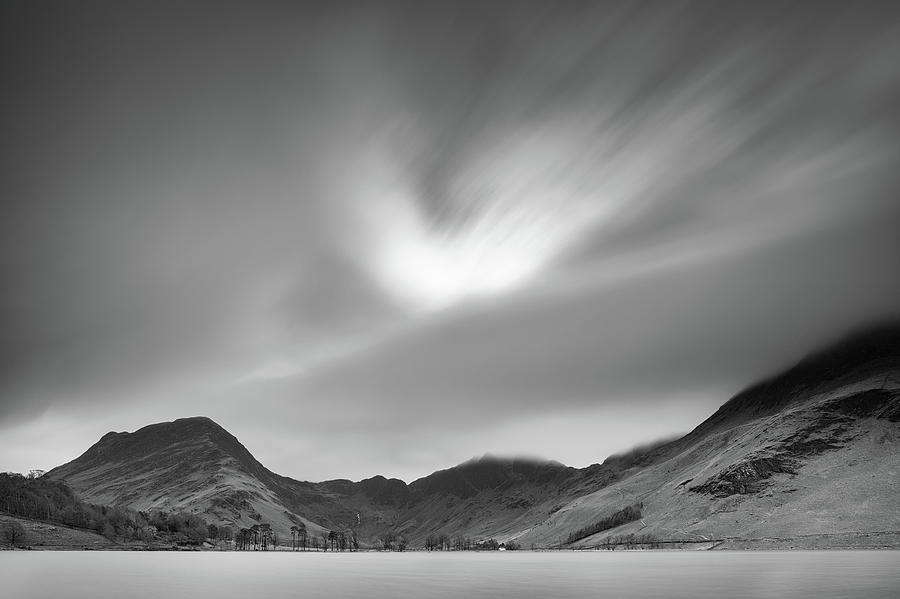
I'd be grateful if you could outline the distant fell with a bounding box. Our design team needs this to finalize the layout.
[46,321,900,549]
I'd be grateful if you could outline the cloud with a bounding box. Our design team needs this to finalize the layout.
[286,209,900,429]
[2,2,899,481]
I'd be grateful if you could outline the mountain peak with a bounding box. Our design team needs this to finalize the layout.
[410,454,572,498]
[48,415,270,491]
[692,320,900,436]
[161,415,226,431]
[95,416,223,440]
[173,415,219,424]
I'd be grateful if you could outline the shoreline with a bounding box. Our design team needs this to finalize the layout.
[6,514,900,552]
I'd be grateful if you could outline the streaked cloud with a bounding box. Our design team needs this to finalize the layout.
[1,2,899,481]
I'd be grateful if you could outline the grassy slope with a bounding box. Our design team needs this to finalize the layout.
[53,455,332,544]
[47,418,338,544]
[0,514,112,549]
[512,374,900,549]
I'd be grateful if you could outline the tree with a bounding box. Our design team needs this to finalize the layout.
[259,523,272,550]
[1,521,27,547]
[297,522,307,551]
[290,525,298,551]
[381,532,396,551]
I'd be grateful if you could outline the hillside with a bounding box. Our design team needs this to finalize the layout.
[0,514,112,550]
[46,323,900,548]
[46,416,341,541]
[513,324,900,549]
[46,417,583,546]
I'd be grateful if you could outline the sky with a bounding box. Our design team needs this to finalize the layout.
[2,1,899,483]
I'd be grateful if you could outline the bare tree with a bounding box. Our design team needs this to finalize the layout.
[1,521,27,547]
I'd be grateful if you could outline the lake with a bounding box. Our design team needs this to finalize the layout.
[2,550,898,598]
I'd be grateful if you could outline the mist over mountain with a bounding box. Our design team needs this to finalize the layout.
[3,1,900,490]
[45,323,900,549]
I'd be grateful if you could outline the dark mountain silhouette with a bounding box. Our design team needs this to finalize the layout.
[409,456,573,499]
[47,322,900,548]
[694,322,900,436]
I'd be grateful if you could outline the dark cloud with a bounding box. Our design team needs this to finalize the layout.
[1,2,899,480]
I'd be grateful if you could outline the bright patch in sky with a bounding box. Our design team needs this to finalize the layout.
[364,128,621,310]
[377,197,564,308]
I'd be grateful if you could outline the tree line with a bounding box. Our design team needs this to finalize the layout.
[1,471,153,541]
[378,531,408,551]
[0,471,226,545]
[235,522,276,550]
[596,533,661,550]
[1,472,377,551]
[564,503,643,545]
[424,534,520,551]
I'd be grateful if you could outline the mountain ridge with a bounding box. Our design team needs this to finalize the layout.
[46,322,900,548]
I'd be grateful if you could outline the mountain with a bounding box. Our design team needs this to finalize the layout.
[47,323,900,548]
[45,419,572,544]
[47,416,337,539]
[514,323,900,549]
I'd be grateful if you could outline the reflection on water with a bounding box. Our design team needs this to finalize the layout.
[3,551,899,599]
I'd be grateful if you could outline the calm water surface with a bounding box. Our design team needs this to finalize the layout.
[3,550,899,598]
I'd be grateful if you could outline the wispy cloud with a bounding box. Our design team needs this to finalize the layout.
[2,2,899,481]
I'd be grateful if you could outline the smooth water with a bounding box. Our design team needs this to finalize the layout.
[2,550,899,599]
